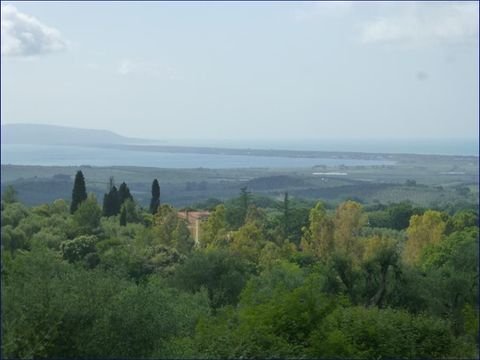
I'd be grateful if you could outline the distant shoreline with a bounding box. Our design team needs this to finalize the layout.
[63,143,480,161]
[3,124,477,158]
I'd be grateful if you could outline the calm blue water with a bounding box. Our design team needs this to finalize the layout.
[1,144,395,169]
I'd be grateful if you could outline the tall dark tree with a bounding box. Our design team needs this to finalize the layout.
[150,179,161,214]
[103,186,120,217]
[70,171,87,214]
[118,182,133,205]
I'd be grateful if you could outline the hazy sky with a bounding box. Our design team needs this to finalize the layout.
[1,1,478,140]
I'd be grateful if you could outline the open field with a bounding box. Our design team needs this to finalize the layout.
[2,151,477,209]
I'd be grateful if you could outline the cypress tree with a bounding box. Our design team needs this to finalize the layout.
[150,179,160,214]
[118,182,133,205]
[103,186,120,217]
[71,170,87,214]
[111,186,121,215]
[119,205,127,226]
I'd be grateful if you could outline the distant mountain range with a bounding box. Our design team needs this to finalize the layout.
[1,123,157,145]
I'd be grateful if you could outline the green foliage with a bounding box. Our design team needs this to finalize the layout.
[239,186,251,224]
[60,235,97,264]
[361,235,400,307]
[301,201,334,260]
[86,279,210,358]
[150,178,160,214]
[2,247,209,359]
[70,170,87,214]
[224,187,252,229]
[308,306,468,359]
[1,202,29,227]
[119,205,127,226]
[2,184,18,204]
[200,204,228,248]
[229,221,265,263]
[72,194,102,235]
[404,210,446,265]
[193,265,340,358]
[172,220,195,254]
[2,189,478,359]
[103,185,120,217]
[421,227,478,271]
[2,247,125,358]
[367,201,424,230]
[2,225,29,255]
[153,204,189,248]
[446,209,478,233]
[51,199,69,214]
[122,198,141,223]
[118,181,133,204]
[334,200,367,258]
[388,201,418,230]
[173,249,253,309]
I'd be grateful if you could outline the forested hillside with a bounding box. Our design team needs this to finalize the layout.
[1,172,479,359]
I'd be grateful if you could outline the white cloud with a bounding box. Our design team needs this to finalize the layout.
[361,2,479,45]
[1,4,67,57]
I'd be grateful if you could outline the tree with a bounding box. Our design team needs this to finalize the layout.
[122,198,140,223]
[300,202,334,261]
[403,210,446,266]
[308,306,462,359]
[225,187,252,229]
[150,179,160,214]
[103,186,120,217]
[61,235,97,263]
[446,209,478,234]
[118,182,133,205]
[245,204,267,227]
[173,249,252,309]
[362,235,399,307]
[333,201,366,259]
[200,204,228,248]
[2,225,28,256]
[70,171,87,214]
[230,222,265,263]
[119,206,127,226]
[153,205,178,247]
[73,194,102,235]
[172,220,194,254]
[2,185,18,204]
[387,202,421,230]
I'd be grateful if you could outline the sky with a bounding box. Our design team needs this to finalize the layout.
[1,1,479,140]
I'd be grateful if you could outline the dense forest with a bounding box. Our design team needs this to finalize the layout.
[1,171,479,359]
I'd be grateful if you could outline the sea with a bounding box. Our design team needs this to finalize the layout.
[1,138,477,169]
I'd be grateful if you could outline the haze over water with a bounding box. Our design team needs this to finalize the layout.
[2,144,397,169]
[163,138,479,157]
